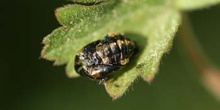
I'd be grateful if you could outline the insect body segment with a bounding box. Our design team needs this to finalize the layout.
[74,33,136,80]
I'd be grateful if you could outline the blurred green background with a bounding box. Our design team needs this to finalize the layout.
[1,0,220,110]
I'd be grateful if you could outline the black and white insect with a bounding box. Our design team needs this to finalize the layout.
[74,33,136,80]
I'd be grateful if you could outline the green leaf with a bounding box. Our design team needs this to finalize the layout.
[174,0,220,10]
[41,0,181,99]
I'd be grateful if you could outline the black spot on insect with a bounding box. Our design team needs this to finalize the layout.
[74,33,136,80]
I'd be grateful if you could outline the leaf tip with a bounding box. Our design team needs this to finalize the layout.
[104,78,131,100]
[40,47,47,59]
[40,53,45,60]
[141,73,156,83]
[104,83,123,100]
[65,67,80,78]
[55,6,65,26]
[55,8,60,17]
[42,37,48,45]
[136,65,156,83]
[53,61,61,66]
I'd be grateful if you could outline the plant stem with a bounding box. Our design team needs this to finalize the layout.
[179,12,220,101]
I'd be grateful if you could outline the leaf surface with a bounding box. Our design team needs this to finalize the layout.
[42,0,182,99]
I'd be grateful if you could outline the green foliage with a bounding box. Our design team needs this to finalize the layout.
[41,0,220,99]
[174,0,220,10]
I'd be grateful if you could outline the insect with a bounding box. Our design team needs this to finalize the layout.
[74,33,136,80]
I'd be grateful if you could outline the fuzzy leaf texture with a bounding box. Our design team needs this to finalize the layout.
[41,0,220,99]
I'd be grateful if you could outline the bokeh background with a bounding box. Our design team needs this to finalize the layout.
[1,0,220,110]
